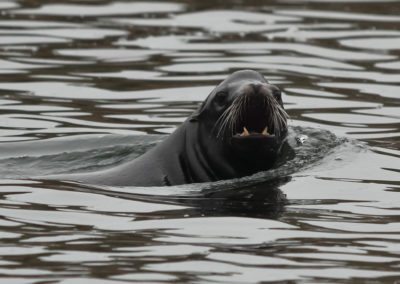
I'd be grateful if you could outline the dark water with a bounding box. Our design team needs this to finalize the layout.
[0,0,400,283]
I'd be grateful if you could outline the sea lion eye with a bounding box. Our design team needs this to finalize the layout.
[215,91,228,105]
[272,89,282,100]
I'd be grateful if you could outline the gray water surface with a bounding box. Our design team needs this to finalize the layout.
[0,0,400,283]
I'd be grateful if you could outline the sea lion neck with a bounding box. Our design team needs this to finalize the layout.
[182,119,237,182]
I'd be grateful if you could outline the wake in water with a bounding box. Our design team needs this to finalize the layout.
[0,126,340,180]
[0,134,163,177]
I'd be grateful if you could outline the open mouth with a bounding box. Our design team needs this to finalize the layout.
[229,107,284,156]
[214,90,288,141]
[235,126,274,138]
[232,106,277,139]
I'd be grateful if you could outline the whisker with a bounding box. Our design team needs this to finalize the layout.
[213,91,289,140]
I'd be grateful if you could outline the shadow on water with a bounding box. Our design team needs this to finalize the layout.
[195,177,290,218]
[37,176,290,220]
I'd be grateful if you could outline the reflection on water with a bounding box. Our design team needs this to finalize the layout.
[0,0,399,283]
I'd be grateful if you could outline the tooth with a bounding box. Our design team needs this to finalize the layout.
[241,127,250,136]
[262,126,269,135]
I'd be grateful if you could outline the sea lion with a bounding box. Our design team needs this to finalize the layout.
[57,70,289,186]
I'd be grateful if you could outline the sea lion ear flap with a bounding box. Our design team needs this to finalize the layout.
[189,89,214,122]
[189,101,206,122]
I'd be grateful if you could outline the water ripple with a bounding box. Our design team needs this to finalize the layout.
[0,0,399,282]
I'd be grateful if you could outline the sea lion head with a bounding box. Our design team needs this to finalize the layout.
[192,70,289,170]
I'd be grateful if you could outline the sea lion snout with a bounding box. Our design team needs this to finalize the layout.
[239,82,277,101]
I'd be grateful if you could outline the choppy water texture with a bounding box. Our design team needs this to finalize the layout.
[0,0,399,283]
